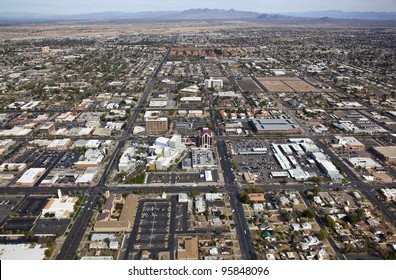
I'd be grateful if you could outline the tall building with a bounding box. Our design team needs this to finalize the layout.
[144,111,168,133]
[199,128,213,148]
[204,77,223,90]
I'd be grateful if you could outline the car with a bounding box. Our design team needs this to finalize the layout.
[244,230,247,234]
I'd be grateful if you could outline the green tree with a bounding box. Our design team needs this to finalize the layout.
[324,215,336,229]
[316,229,328,241]
[302,209,315,219]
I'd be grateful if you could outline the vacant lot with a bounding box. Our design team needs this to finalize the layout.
[256,78,294,92]
[256,77,317,92]
[283,80,317,92]
[237,78,262,92]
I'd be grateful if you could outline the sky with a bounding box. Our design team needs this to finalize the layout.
[1,0,396,14]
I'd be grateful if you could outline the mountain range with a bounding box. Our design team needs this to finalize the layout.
[0,8,395,23]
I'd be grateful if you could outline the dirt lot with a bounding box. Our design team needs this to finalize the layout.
[283,80,317,92]
[256,77,318,93]
[237,78,262,92]
[256,78,294,92]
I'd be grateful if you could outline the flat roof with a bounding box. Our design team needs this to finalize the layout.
[0,244,46,260]
[16,168,46,184]
[252,118,301,131]
[374,146,396,158]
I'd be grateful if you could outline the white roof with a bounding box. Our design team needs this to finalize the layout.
[16,168,45,184]
[0,244,46,260]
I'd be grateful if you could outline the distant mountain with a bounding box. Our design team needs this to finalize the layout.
[0,8,395,24]
[0,9,261,22]
[282,10,396,21]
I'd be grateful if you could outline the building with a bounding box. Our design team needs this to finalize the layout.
[16,168,46,187]
[94,195,138,232]
[248,193,265,203]
[205,77,223,90]
[251,118,302,134]
[118,147,137,172]
[144,111,168,133]
[177,236,199,260]
[372,146,396,163]
[47,138,72,151]
[199,128,213,148]
[191,148,217,170]
[317,160,344,181]
[41,189,77,218]
[180,97,202,103]
[38,122,55,135]
[147,135,186,171]
[332,136,365,151]
[348,157,380,169]
[0,244,47,260]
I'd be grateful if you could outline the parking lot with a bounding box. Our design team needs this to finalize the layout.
[15,196,49,216]
[31,151,64,169]
[54,152,81,169]
[0,195,24,224]
[33,218,71,235]
[136,201,170,250]
[2,217,36,233]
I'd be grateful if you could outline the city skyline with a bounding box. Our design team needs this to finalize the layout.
[1,0,396,14]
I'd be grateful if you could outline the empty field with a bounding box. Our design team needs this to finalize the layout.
[256,78,294,92]
[256,77,318,92]
[283,80,317,92]
[237,78,262,92]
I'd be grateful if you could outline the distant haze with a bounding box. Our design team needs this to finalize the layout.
[2,0,396,14]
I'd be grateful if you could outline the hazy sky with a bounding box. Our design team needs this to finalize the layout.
[2,0,396,14]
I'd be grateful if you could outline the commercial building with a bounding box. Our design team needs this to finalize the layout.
[144,111,168,133]
[47,138,72,151]
[372,146,396,163]
[16,168,46,187]
[332,136,365,151]
[38,122,55,135]
[205,77,223,90]
[180,97,202,103]
[41,190,77,218]
[0,244,47,260]
[348,157,380,169]
[75,149,105,168]
[199,128,213,148]
[251,118,302,134]
[118,147,137,172]
[191,148,217,170]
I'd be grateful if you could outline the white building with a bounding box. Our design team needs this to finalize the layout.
[16,168,46,187]
[41,190,77,219]
[118,147,137,172]
[0,244,47,260]
[205,77,223,89]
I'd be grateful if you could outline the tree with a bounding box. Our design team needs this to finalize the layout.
[317,229,328,241]
[190,190,200,198]
[44,249,52,258]
[302,209,315,219]
[324,215,336,229]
